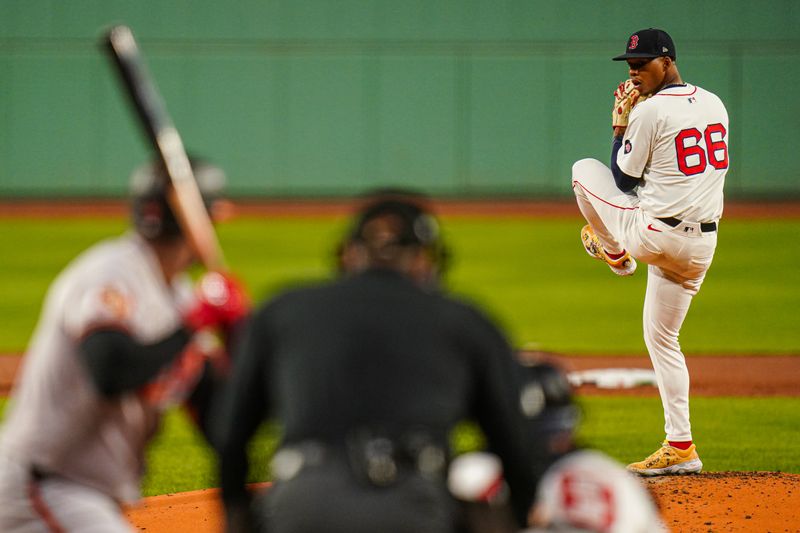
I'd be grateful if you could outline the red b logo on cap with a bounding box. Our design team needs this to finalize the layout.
[629,35,639,50]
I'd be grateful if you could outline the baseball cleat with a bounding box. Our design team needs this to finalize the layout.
[580,225,637,276]
[626,441,703,476]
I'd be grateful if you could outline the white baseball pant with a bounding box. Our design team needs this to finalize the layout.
[0,454,134,533]
[571,158,717,441]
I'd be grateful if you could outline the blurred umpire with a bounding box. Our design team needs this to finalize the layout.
[214,191,557,533]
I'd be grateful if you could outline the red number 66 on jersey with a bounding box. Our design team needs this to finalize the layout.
[675,123,729,176]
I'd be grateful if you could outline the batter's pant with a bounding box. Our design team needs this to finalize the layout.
[571,158,717,442]
[0,454,133,533]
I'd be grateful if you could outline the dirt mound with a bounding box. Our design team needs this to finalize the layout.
[645,471,800,532]
[124,473,800,532]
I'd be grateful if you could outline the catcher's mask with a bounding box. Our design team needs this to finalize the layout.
[130,157,226,241]
[343,191,450,278]
[518,361,580,456]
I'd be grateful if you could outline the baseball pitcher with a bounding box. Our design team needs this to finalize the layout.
[571,28,729,475]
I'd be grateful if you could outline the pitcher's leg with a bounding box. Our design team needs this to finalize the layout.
[571,158,638,255]
[642,266,694,441]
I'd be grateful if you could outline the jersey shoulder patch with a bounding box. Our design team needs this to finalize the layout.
[65,282,136,337]
[97,285,132,321]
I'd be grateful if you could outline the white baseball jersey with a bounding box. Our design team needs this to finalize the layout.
[617,83,729,223]
[0,232,196,504]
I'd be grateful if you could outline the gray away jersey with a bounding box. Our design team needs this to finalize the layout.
[0,233,195,503]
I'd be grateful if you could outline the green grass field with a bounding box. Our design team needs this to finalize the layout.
[137,394,800,495]
[2,394,798,496]
[1,216,799,354]
[1,214,798,495]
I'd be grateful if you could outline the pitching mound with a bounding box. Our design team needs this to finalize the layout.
[124,473,800,532]
[645,472,800,532]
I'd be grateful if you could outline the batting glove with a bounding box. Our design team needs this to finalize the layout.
[184,271,250,333]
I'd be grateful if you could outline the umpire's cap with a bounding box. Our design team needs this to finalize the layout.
[345,188,450,273]
[130,157,226,240]
[613,28,676,61]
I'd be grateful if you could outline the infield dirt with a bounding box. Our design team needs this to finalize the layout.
[122,471,800,533]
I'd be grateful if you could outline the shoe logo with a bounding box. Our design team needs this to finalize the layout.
[647,224,662,232]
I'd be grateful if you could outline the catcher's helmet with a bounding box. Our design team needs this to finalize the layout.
[129,157,226,240]
[518,361,579,455]
[531,450,667,532]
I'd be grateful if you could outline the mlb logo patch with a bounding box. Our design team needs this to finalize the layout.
[624,140,632,154]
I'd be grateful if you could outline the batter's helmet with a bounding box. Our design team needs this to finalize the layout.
[129,157,226,240]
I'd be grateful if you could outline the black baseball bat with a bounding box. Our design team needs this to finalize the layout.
[103,25,226,271]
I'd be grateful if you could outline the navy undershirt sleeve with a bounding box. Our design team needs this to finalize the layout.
[79,327,191,398]
[611,135,640,193]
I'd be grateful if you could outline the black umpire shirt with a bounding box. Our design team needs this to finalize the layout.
[214,268,549,527]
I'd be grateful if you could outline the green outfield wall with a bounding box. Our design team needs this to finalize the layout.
[1,1,798,198]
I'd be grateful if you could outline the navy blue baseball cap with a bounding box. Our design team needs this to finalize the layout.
[613,28,676,61]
